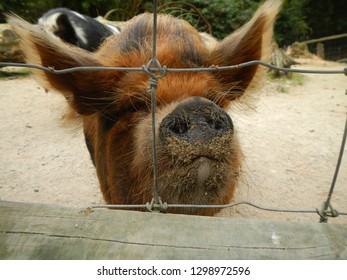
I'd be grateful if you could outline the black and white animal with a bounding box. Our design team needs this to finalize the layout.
[37,8,120,51]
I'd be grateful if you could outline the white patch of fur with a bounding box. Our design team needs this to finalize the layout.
[38,11,88,44]
[106,24,121,34]
[38,13,61,38]
[72,24,87,44]
[71,11,88,21]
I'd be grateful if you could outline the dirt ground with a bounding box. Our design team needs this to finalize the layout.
[0,58,346,224]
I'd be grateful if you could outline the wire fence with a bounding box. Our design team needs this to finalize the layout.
[1,0,347,223]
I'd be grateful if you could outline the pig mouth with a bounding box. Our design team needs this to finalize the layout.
[156,152,234,209]
[156,133,238,205]
[159,151,229,187]
[195,156,212,189]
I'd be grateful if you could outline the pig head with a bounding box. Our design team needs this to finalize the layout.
[8,0,282,215]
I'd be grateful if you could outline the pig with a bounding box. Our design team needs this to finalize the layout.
[7,0,282,215]
[37,7,120,51]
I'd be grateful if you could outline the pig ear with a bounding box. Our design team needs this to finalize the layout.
[209,0,282,99]
[7,15,119,115]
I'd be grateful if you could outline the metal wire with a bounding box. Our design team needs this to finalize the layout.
[141,0,165,210]
[148,0,161,209]
[1,56,346,221]
[1,61,346,75]
[319,103,347,222]
[90,201,347,216]
[1,0,346,221]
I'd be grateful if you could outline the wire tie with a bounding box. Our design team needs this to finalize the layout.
[142,59,167,80]
[146,197,168,213]
[328,204,339,217]
[317,202,339,222]
[148,77,158,90]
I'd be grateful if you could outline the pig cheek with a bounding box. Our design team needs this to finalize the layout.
[132,103,178,165]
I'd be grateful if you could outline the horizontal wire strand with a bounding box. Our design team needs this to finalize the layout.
[1,61,346,75]
[90,201,347,216]
[2,0,345,222]
[1,59,346,219]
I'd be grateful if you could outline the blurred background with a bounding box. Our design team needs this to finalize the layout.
[0,0,346,60]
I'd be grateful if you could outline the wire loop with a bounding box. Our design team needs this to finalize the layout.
[142,59,168,80]
[146,197,168,212]
[317,203,339,223]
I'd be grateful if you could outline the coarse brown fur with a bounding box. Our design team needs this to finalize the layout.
[8,0,282,216]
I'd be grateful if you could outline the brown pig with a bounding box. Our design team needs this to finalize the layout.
[8,0,282,215]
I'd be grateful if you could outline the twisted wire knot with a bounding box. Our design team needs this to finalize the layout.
[142,58,167,81]
[148,77,159,90]
[317,202,339,223]
[146,197,168,212]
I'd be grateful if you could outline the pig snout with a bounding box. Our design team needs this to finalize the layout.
[155,97,239,215]
[159,97,233,145]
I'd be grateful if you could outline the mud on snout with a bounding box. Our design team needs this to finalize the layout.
[152,97,242,215]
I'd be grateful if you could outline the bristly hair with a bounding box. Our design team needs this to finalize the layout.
[98,13,210,69]
[7,0,282,118]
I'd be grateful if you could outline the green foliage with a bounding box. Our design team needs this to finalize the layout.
[0,67,30,79]
[0,0,344,47]
[304,0,347,38]
[0,0,259,38]
[162,0,310,46]
[0,0,147,22]
[274,0,309,46]
[176,0,259,39]
[0,0,62,22]
[268,71,305,86]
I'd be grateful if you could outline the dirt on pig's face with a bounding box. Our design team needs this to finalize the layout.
[132,93,242,216]
[8,0,282,215]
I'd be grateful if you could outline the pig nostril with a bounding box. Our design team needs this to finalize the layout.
[215,121,224,131]
[207,119,222,131]
[171,120,189,135]
[159,98,234,143]
[207,116,231,132]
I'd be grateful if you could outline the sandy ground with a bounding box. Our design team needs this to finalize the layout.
[0,58,346,224]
